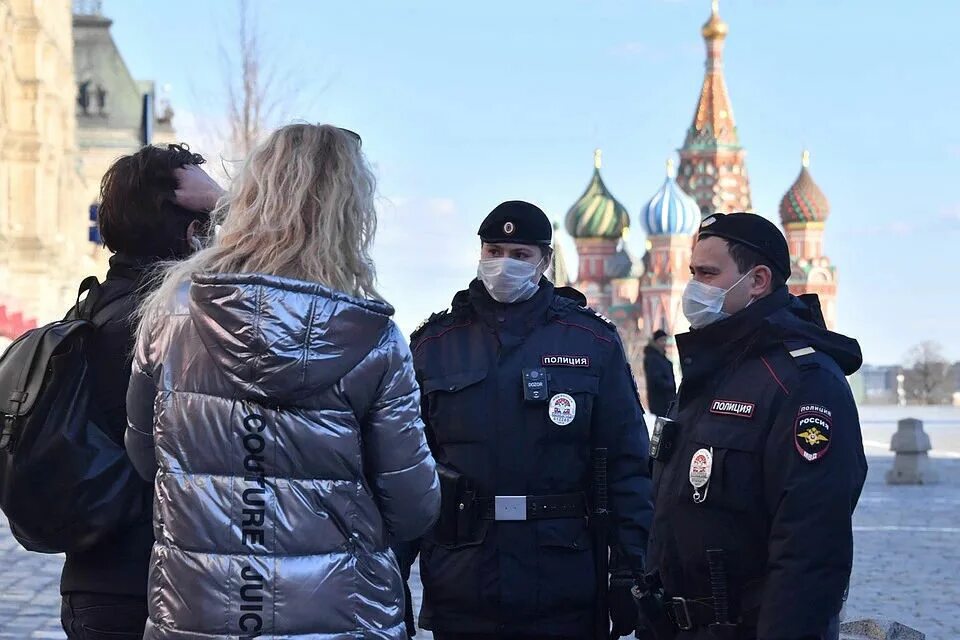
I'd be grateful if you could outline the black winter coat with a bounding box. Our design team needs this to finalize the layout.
[643,345,676,417]
[647,287,867,639]
[60,253,156,596]
[407,280,653,637]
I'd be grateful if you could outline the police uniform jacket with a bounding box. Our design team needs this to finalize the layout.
[125,273,440,639]
[647,287,867,640]
[409,278,653,636]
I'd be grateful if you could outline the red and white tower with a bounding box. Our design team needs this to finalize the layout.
[677,0,753,215]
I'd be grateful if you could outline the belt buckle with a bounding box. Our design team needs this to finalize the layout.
[494,496,527,521]
[670,597,694,631]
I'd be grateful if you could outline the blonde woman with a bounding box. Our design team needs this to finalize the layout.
[125,124,440,639]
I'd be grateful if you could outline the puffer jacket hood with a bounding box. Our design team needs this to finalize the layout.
[190,273,393,402]
[125,273,440,640]
[766,292,863,376]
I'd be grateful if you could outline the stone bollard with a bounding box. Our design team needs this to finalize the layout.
[885,418,939,485]
[840,618,925,639]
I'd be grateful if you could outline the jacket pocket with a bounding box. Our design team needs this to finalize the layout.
[420,522,489,612]
[537,517,591,551]
[695,420,764,453]
[536,518,595,612]
[421,369,488,444]
[677,419,765,513]
[540,372,600,441]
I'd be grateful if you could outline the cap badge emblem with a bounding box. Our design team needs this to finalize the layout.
[503,221,516,235]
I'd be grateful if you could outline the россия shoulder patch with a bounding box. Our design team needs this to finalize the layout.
[794,404,832,462]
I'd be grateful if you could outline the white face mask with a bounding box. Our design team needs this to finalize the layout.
[682,270,753,330]
[477,257,543,304]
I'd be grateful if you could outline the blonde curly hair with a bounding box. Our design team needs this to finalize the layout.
[138,123,381,334]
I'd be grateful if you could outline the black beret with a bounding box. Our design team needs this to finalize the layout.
[697,212,791,279]
[478,200,552,245]
[653,329,668,341]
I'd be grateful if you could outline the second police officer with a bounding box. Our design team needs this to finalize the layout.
[400,201,653,639]
[639,213,867,640]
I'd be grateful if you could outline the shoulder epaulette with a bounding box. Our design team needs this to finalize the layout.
[784,340,819,370]
[784,340,849,384]
[567,304,618,331]
[410,309,450,343]
[592,309,617,329]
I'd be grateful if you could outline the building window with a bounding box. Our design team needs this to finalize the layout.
[88,203,101,244]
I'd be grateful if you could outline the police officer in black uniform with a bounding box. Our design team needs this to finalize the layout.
[400,201,652,639]
[641,213,867,640]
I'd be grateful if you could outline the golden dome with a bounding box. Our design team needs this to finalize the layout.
[702,0,729,40]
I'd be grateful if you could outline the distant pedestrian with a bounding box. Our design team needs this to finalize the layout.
[125,124,440,639]
[643,329,677,417]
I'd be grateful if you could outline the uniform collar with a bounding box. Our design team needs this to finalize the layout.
[467,277,555,336]
[676,286,790,383]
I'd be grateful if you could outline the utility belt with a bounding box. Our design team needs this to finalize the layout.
[476,493,587,521]
[634,565,761,639]
[662,595,755,634]
[434,464,587,545]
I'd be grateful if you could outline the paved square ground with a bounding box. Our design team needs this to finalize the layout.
[0,408,955,639]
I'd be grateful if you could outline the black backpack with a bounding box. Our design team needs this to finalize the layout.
[0,276,148,553]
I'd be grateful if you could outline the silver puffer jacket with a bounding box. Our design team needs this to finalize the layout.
[125,273,440,639]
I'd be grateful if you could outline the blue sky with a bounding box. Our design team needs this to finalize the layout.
[102,0,959,366]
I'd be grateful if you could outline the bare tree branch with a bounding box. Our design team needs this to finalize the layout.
[903,341,953,405]
[183,0,329,183]
[223,0,289,157]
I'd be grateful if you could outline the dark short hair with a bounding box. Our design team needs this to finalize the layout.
[727,240,787,291]
[97,143,209,257]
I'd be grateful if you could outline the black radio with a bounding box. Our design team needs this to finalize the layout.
[649,417,679,463]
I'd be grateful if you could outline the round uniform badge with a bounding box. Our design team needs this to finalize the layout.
[548,393,576,426]
[503,221,516,235]
[688,447,713,504]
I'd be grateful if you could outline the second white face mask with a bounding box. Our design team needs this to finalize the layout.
[682,270,752,329]
[477,257,542,304]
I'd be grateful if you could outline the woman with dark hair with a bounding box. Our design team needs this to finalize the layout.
[60,143,222,639]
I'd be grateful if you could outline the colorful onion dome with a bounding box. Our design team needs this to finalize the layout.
[565,149,631,240]
[779,150,830,224]
[640,159,701,236]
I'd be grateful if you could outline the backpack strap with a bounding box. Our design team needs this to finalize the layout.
[73,276,103,321]
[67,276,136,328]
[90,292,135,329]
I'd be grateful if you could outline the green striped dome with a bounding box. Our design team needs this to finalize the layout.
[565,151,630,240]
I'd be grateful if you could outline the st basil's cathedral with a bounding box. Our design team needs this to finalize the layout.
[553,1,837,375]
